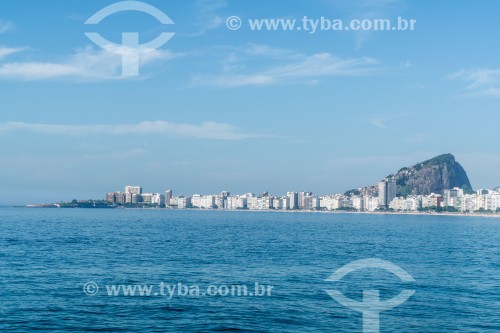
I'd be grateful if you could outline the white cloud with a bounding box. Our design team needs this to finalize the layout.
[186,0,227,36]
[449,68,500,97]
[0,47,25,60]
[193,49,378,87]
[0,20,14,34]
[206,44,300,75]
[0,46,179,81]
[0,121,263,140]
[242,44,299,58]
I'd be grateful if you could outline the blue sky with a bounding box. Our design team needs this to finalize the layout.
[0,0,499,204]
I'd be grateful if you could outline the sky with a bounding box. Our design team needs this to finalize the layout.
[0,0,499,204]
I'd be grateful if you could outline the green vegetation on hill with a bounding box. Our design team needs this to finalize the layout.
[421,153,455,167]
[344,189,360,196]
[60,200,114,208]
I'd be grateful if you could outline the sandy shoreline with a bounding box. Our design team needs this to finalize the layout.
[21,205,500,218]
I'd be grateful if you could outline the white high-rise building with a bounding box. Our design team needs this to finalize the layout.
[303,195,313,210]
[246,196,258,210]
[378,181,386,207]
[389,196,421,211]
[141,193,153,204]
[200,195,216,209]
[297,192,313,209]
[320,195,343,211]
[281,196,290,210]
[125,186,142,195]
[461,195,476,212]
[247,196,273,210]
[177,196,191,209]
[151,193,165,206]
[492,193,500,211]
[444,187,464,208]
[352,196,364,211]
[364,196,379,212]
[312,196,321,210]
[191,194,202,208]
[226,196,247,210]
[273,197,281,210]
[287,192,298,210]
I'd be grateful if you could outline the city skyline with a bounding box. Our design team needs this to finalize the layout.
[2,1,500,205]
[14,151,500,206]
[97,183,500,213]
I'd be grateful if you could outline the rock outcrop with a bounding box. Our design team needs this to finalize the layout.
[347,154,473,196]
[391,154,472,195]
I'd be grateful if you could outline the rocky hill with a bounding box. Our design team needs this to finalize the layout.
[347,154,473,196]
[391,154,472,195]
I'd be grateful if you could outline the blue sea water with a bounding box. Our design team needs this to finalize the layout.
[0,207,499,332]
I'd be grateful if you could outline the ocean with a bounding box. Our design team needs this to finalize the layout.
[0,207,499,332]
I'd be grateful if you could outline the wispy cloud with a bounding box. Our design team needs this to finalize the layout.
[0,121,263,140]
[192,45,378,87]
[0,47,25,60]
[0,20,15,34]
[186,0,227,36]
[242,44,299,59]
[449,68,500,97]
[0,46,178,81]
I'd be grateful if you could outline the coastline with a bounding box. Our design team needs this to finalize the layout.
[18,205,500,218]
